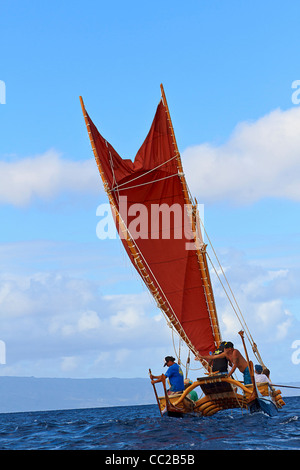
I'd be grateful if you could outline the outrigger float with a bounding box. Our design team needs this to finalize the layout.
[80,85,286,418]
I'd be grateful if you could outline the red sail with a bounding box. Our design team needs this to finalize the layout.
[86,100,217,355]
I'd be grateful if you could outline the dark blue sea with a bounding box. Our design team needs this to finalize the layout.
[0,397,299,453]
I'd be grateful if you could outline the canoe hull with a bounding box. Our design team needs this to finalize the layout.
[154,374,284,418]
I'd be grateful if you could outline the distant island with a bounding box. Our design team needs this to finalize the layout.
[0,376,155,413]
[0,376,298,414]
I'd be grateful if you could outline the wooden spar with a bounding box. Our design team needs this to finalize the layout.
[160,84,221,351]
[79,95,201,359]
[269,383,300,390]
[79,96,109,194]
[238,330,258,400]
[149,369,163,417]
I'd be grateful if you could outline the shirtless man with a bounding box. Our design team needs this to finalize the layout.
[199,341,252,385]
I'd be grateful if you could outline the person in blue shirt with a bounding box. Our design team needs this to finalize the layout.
[151,356,184,394]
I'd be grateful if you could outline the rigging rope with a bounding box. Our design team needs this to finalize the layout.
[111,173,179,192]
[111,154,179,192]
[170,325,203,374]
[198,217,265,366]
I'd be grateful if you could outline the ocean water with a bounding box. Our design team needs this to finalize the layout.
[0,397,299,451]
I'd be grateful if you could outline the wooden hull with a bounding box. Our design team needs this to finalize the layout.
[154,374,285,418]
[195,375,248,416]
[158,393,196,417]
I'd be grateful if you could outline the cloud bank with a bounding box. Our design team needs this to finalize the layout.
[183,106,300,204]
[0,261,171,378]
[0,241,299,380]
[1,106,300,207]
[0,150,99,206]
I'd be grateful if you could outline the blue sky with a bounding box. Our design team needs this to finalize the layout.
[0,0,300,383]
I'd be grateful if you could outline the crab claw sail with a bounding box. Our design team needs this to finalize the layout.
[80,87,221,363]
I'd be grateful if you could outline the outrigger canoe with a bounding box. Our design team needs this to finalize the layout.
[80,85,286,418]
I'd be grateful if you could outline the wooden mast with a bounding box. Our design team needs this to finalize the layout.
[160,84,221,351]
[79,95,203,361]
[238,330,258,401]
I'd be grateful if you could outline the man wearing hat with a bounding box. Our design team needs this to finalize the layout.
[151,356,184,394]
[254,364,271,383]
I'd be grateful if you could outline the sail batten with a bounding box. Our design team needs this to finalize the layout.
[80,89,221,363]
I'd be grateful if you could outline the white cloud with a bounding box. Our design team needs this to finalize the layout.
[2,106,300,208]
[0,267,172,378]
[183,106,300,204]
[0,150,99,206]
[77,310,102,332]
[0,239,299,380]
[255,299,286,328]
[210,248,300,378]
[61,356,80,372]
[276,310,293,341]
